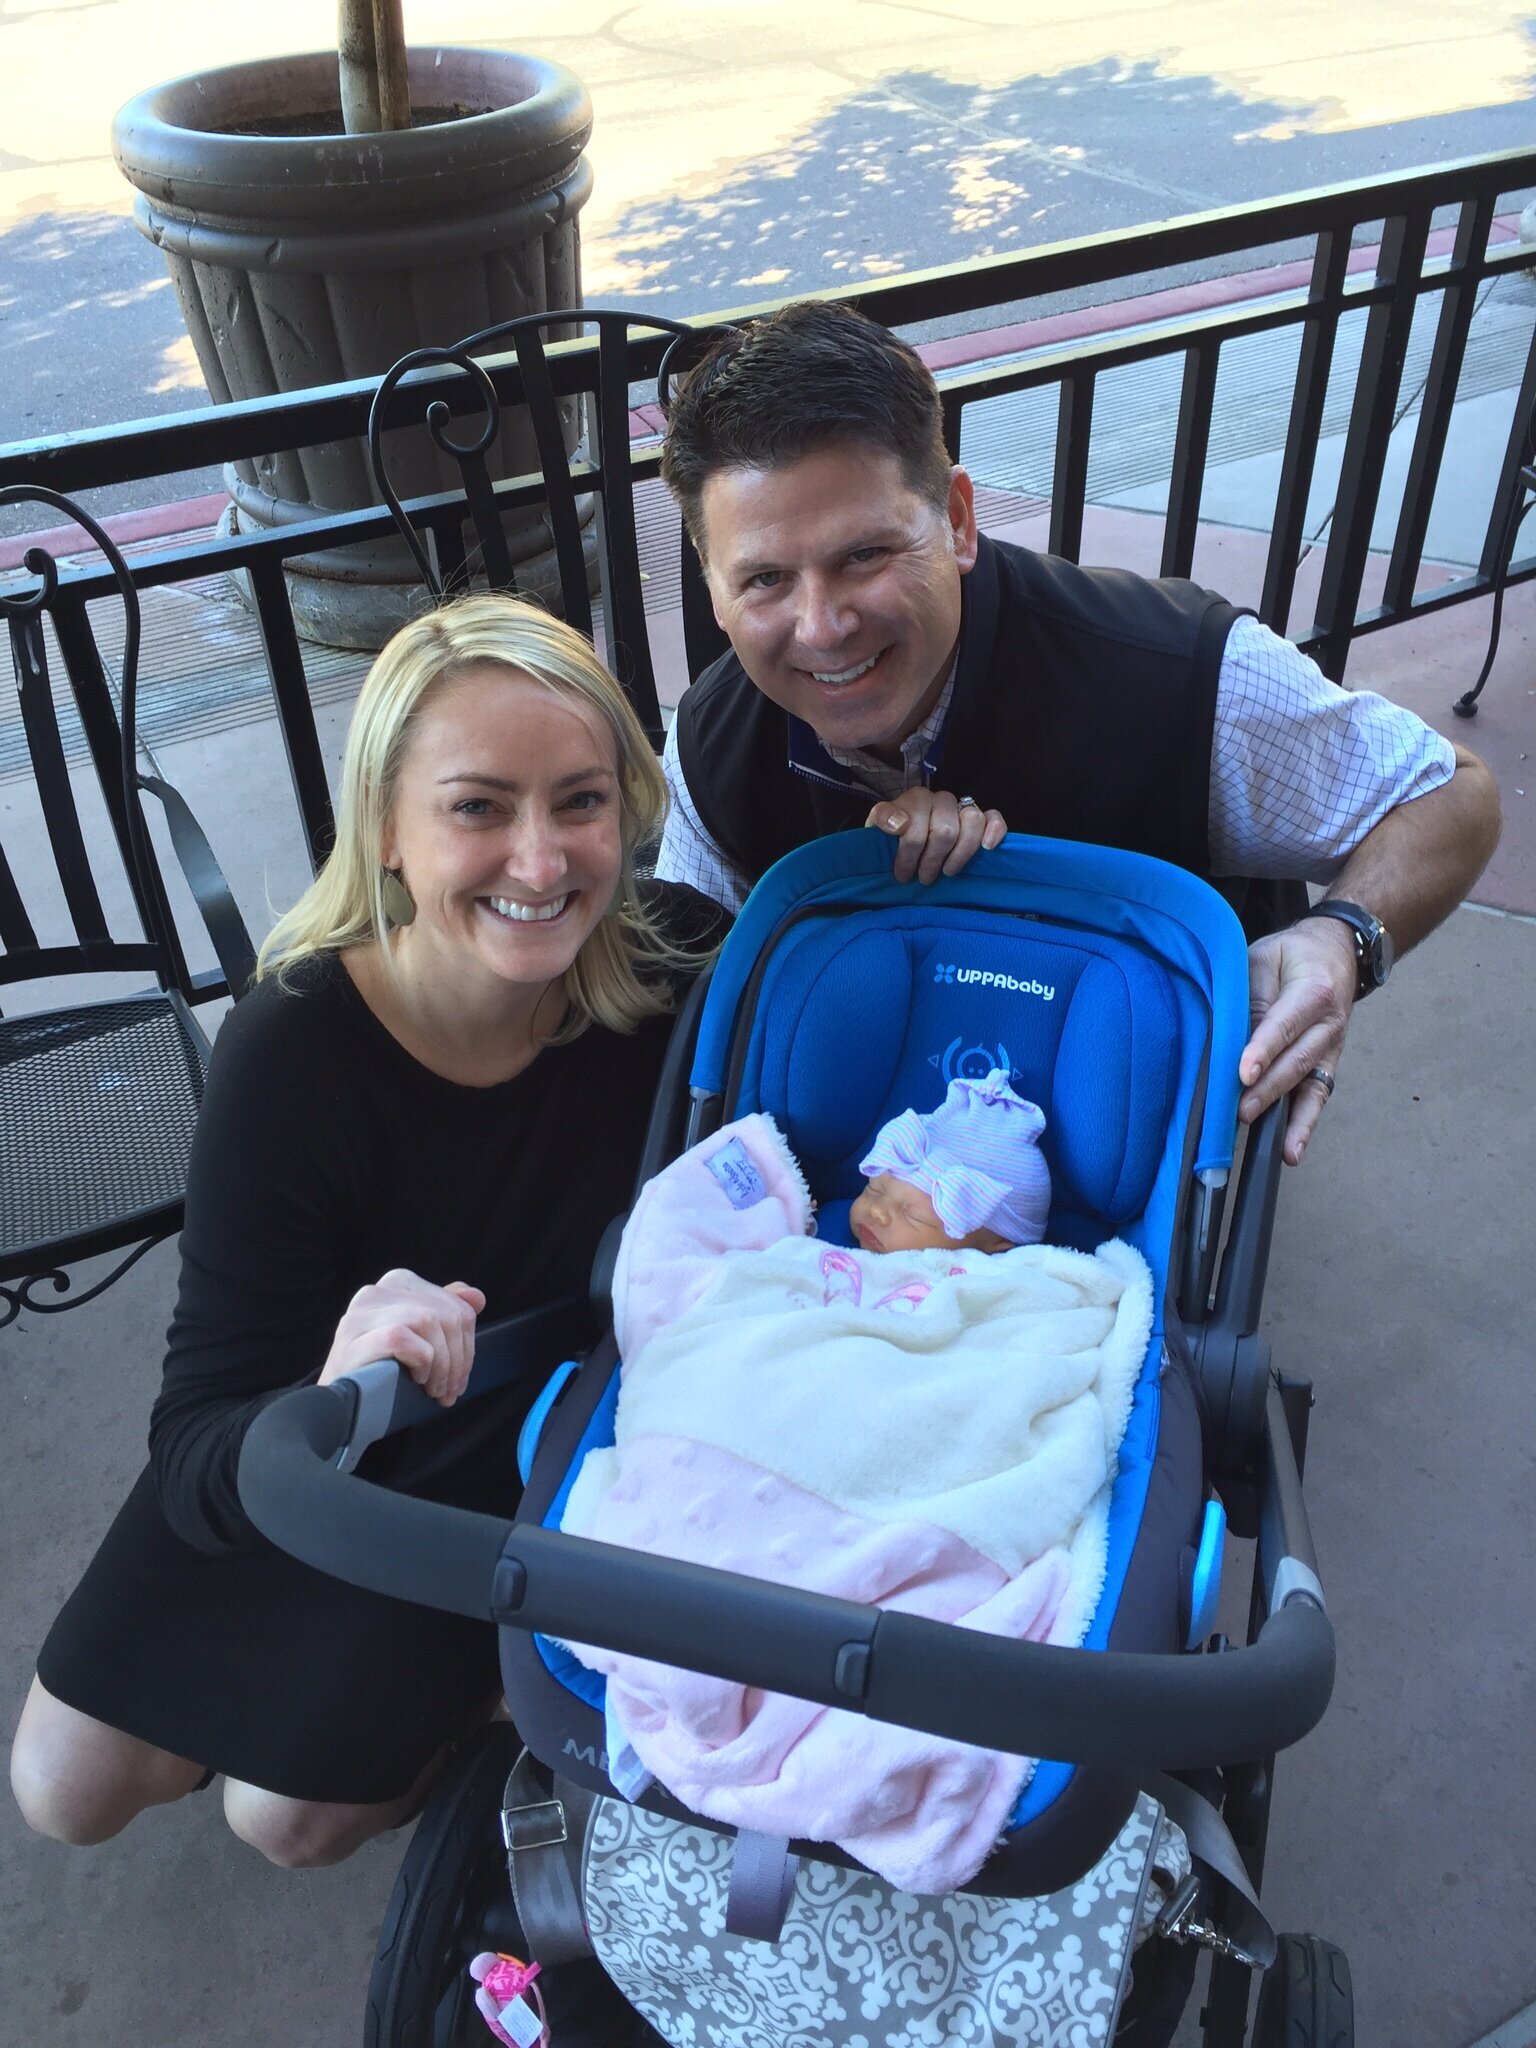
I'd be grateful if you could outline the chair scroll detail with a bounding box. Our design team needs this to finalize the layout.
[366,309,732,750]
[0,486,257,1328]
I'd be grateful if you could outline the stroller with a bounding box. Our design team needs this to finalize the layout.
[240,831,1349,2048]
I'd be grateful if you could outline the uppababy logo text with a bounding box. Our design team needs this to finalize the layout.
[933,962,1055,1000]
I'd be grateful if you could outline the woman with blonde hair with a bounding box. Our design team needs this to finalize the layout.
[13,595,722,1876]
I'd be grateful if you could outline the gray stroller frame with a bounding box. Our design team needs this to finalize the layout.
[240,836,1350,2048]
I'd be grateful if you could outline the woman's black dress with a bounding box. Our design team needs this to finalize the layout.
[38,896,718,1804]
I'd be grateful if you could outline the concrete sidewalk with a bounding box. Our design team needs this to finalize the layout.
[3,0,1534,485]
[2,448,1535,2041]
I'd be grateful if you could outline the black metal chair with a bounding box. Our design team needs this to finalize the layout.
[1453,424,1536,716]
[366,307,732,746]
[1,487,256,1327]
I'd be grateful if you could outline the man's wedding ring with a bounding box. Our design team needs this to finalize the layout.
[957,795,979,810]
[1307,1066,1336,1099]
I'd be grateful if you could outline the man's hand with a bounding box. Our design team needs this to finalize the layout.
[1239,919,1358,1166]
[868,788,1006,883]
[1236,741,1501,1166]
[318,1269,486,1406]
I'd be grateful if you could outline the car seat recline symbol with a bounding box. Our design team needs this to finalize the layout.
[930,1037,1026,1091]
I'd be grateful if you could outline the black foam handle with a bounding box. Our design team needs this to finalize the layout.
[240,1386,1334,1767]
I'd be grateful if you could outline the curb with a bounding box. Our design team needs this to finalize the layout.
[0,492,228,574]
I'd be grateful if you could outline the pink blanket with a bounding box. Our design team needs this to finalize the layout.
[558,1114,1150,1894]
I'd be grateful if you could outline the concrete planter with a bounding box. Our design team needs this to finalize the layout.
[113,48,594,648]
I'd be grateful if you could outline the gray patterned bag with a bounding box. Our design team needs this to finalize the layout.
[574,1792,1174,2048]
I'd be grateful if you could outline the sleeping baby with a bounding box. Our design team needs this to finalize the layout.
[849,1067,1051,1256]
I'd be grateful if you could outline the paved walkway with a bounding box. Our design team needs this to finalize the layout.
[2,312,1534,2042]
[3,0,1534,488]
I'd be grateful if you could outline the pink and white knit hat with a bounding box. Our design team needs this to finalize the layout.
[860,1068,1051,1246]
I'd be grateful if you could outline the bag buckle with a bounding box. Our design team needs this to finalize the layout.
[1152,1872,1265,1967]
[502,1796,569,1853]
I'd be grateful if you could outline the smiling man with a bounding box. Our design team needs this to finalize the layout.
[655,302,1501,1164]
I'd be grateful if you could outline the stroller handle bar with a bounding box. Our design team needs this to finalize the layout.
[239,1377,1334,1772]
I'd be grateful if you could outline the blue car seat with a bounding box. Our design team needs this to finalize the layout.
[506,830,1250,1895]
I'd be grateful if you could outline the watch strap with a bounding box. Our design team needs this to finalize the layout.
[1293,900,1387,999]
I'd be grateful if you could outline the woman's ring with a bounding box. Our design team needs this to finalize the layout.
[1307,1066,1336,1099]
[957,795,979,811]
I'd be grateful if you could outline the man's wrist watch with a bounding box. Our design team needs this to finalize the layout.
[1293,899,1394,999]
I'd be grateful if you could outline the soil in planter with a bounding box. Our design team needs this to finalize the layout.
[227,104,483,137]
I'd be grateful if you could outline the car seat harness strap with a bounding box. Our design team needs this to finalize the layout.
[724,1831,801,1942]
[500,1749,597,1964]
[1145,1773,1275,1969]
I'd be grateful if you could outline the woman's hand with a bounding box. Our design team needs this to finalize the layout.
[317,1269,486,1407]
[868,788,1007,883]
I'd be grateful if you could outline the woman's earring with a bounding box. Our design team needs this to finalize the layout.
[381,866,416,927]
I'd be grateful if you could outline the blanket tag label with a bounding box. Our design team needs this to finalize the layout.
[705,1137,767,1209]
[495,1993,545,2047]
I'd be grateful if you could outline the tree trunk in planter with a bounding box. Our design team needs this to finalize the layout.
[338,0,411,135]
[113,48,593,649]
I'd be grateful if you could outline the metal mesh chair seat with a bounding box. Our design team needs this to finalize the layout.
[0,992,210,1269]
[3,484,256,1323]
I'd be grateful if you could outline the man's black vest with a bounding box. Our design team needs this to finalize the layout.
[676,534,1241,888]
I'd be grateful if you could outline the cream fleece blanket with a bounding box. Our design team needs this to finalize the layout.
[560,1113,1153,1892]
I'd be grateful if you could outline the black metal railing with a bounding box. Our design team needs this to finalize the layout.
[3,143,1533,982]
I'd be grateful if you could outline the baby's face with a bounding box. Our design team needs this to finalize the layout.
[849,1173,1010,1255]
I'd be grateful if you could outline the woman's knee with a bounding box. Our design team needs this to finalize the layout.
[10,1738,124,1846]
[221,1781,395,1869]
[10,1679,201,1845]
